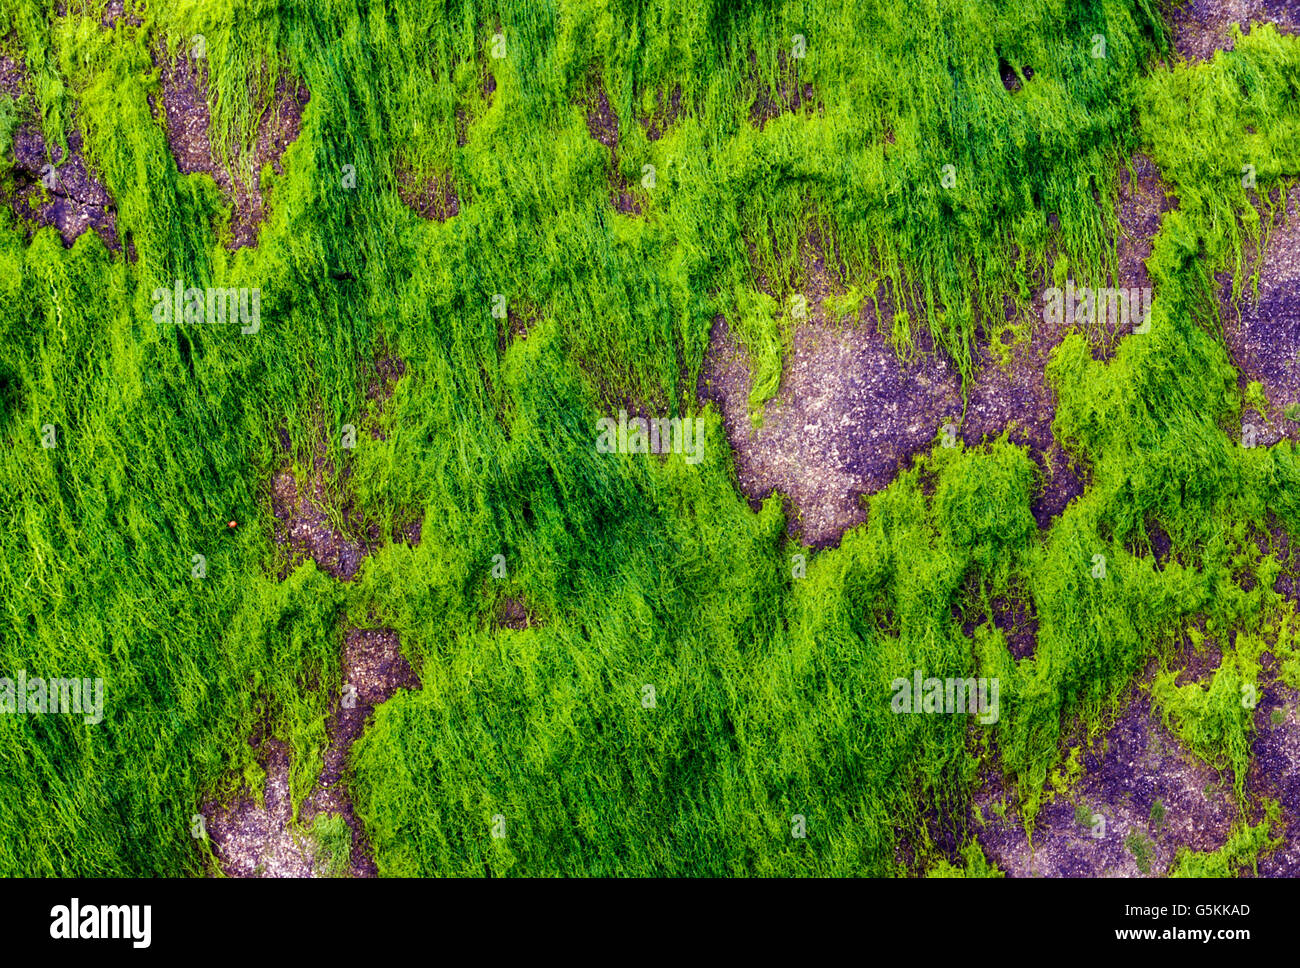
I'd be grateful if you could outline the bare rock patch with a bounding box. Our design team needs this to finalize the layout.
[99,1,142,29]
[270,462,370,582]
[1249,678,1300,875]
[699,305,956,547]
[583,79,641,215]
[397,168,460,221]
[1171,0,1298,63]
[975,681,1237,876]
[698,242,1087,547]
[204,627,420,878]
[494,595,535,630]
[1111,154,1176,325]
[155,47,308,249]
[0,55,118,247]
[1223,187,1300,447]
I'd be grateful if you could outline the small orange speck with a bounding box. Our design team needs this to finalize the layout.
[228,520,238,529]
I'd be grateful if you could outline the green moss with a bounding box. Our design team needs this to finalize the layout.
[1149,797,1165,831]
[1125,831,1156,874]
[309,813,353,878]
[926,841,1004,878]
[0,0,1295,877]
[1244,381,1270,420]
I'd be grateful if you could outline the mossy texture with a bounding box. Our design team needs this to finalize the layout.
[0,1,1296,876]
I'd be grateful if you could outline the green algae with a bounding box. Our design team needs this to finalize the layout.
[0,0,1296,877]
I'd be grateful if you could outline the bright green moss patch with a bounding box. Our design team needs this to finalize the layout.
[926,841,1005,878]
[0,0,1297,877]
[309,812,353,878]
[1151,647,1258,801]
